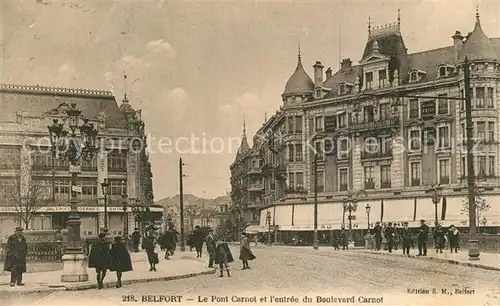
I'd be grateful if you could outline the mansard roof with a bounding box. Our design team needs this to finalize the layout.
[0,84,127,128]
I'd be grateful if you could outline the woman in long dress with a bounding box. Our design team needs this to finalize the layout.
[109,236,133,288]
[239,233,256,270]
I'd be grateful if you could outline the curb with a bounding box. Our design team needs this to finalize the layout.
[0,269,215,294]
[358,250,500,272]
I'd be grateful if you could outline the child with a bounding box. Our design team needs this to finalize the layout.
[214,241,233,277]
[109,236,133,288]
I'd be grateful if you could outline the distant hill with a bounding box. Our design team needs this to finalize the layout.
[155,194,230,215]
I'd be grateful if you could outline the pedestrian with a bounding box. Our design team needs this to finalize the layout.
[433,224,445,254]
[131,228,141,252]
[385,222,395,253]
[88,232,111,290]
[109,236,133,288]
[160,227,176,259]
[372,222,382,251]
[193,226,204,258]
[381,223,388,250]
[417,219,429,256]
[215,240,233,277]
[392,223,400,250]
[4,227,27,287]
[364,230,373,250]
[253,235,258,247]
[239,232,256,269]
[340,227,348,250]
[401,221,413,256]
[332,230,339,250]
[188,232,195,252]
[142,228,159,271]
[206,229,216,268]
[448,224,460,253]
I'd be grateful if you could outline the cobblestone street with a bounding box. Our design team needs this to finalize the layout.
[2,246,499,305]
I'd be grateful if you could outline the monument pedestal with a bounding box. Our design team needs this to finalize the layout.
[61,253,89,282]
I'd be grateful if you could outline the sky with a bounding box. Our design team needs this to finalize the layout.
[1,0,499,200]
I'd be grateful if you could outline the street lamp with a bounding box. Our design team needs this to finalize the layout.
[365,203,371,231]
[100,178,111,231]
[122,193,128,239]
[428,184,443,228]
[481,216,487,234]
[313,153,319,250]
[266,210,271,245]
[343,197,358,243]
[47,103,98,283]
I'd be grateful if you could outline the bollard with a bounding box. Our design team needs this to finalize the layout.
[468,240,480,260]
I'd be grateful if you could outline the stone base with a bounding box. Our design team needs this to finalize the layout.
[61,253,89,283]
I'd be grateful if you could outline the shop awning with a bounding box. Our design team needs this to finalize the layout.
[244,225,260,234]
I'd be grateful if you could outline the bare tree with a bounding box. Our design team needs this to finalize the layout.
[3,161,51,230]
[461,187,491,229]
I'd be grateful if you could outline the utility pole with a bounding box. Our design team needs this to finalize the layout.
[313,153,319,250]
[179,158,186,252]
[464,57,479,260]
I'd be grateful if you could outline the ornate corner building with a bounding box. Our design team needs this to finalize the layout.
[230,9,500,244]
[0,84,157,241]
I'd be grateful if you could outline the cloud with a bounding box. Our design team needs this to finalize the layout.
[145,39,177,61]
[165,87,190,121]
[55,63,77,84]
[220,92,260,114]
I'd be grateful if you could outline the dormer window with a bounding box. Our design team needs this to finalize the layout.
[365,71,373,90]
[338,83,353,96]
[410,71,418,82]
[409,69,426,83]
[437,64,454,78]
[439,66,446,77]
[315,88,322,98]
[339,84,346,95]
[378,69,387,88]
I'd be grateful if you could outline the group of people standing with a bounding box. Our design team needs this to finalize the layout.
[367,220,461,256]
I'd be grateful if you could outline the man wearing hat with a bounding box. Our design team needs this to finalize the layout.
[417,219,430,256]
[401,221,413,256]
[205,229,216,268]
[3,227,28,287]
[131,228,141,252]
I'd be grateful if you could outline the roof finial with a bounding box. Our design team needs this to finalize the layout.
[368,16,371,35]
[123,72,129,103]
[297,41,301,62]
[242,116,247,138]
[264,111,267,122]
[397,8,401,26]
[476,5,480,23]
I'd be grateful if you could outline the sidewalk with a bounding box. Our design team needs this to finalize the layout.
[0,251,214,294]
[354,248,500,271]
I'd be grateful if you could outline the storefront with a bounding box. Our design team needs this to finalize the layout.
[0,206,163,241]
[260,195,500,245]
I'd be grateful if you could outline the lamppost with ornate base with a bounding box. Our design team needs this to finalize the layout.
[48,103,98,283]
[100,178,111,231]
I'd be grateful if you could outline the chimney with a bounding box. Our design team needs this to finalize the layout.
[313,61,324,87]
[341,58,352,71]
[452,30,464,63]
[325,67,332,79]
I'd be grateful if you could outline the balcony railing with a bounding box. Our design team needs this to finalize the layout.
[360,150,392,160]
[380,181,391,188]
[339,184,348,191]
[439,176,450,185]
[248,184,263,192]
[248,167,262,175]
[350,116,399,132]
[285,187,307,194]
[411,178,421,187]
[315,185,324,193]
[364,180,375,189]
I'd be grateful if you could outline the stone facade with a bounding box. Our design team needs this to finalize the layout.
[0,85,155,241]
[230,11,500,236]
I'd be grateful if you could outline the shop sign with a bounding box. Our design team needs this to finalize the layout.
[421,101,436,119]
